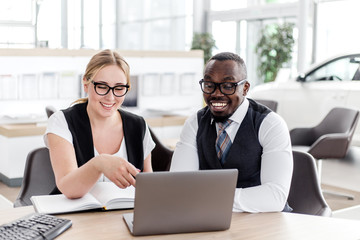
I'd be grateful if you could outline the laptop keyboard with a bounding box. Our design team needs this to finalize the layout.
[0,213,72,239]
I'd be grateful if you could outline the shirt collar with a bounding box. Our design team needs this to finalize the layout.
[229,98,249,124]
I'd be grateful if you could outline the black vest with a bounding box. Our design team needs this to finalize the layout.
[62,102,146,170]
[196,99,270,188]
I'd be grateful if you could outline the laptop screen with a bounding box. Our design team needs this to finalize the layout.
[124,169,238,236]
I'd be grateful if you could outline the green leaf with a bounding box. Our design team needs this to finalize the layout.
[191,32,217,65]
[255,23,295,83]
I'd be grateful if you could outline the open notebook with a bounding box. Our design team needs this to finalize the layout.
[123,169,238,236]
[31,182,134,214]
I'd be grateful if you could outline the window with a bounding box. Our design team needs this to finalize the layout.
[0,0,33,21]
[316,0,360,60]
[37,0,61,48]
[212,21,237,54]
[118,0,192,50]
[0,26,35,48]
[305,56,360,82]
[101,0,117,48]
[83,0,100,49]
[0,0,35,48]
[1,0,193,51]
[210,0,246,11]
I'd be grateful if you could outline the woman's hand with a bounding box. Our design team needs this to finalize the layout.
[96,154,140,188]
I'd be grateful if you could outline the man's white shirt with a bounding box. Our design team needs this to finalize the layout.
[170,98,293,212]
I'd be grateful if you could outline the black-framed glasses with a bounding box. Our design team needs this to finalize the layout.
[91,81,129,97]
[199,79,247,95]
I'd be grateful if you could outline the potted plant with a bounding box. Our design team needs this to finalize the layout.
[191,32,217,65]
[255,22,295,83]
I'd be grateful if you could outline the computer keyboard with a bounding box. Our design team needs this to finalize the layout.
[0,213,72,240]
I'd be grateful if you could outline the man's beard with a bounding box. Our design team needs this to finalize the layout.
[212,113,233,123]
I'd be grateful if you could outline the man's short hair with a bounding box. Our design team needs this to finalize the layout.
[208,52,247,77]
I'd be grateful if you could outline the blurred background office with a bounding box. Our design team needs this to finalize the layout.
[2,1,360,214]
[1,0,359,84]
[1,0,360,152]
[1,0,360,135]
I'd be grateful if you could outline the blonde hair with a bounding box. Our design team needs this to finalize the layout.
[74,49,130,104]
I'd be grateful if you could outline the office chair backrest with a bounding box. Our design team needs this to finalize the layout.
[149,128,173,171]
[253,99,278,112]
[290,107,359,155]
[14,147,56,207]
[315,107,359,139]
[287,150,332,217]
[45,105,56,118]
[352,66,360,80]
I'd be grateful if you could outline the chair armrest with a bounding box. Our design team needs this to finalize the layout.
[308,133,351,159]
[290,127,316,146]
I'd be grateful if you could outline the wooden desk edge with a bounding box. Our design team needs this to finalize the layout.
[0,124,46,137]
[0,115,188,138]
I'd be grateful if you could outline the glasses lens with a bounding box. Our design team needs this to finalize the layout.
[201,81,215,94]
[113,86,128,97]
[95,84,110,95]
[220,82,236,95]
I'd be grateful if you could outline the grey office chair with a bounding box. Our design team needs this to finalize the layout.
[253,99,278,112]
[352,66,360,80]
[290,107,359,200]
[14,147,57,207]
[149,128,173,171]
[288,150,332,217]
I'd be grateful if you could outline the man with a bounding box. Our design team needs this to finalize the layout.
[170,52,293,213]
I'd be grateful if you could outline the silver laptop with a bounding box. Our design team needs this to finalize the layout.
[123,169,238,236]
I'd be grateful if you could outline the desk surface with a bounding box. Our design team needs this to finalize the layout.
[1,207,360,240]
[0,123,47,137]
[0,115,187,138]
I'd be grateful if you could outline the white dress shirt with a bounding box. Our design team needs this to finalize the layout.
[170,98,293,213]
[44,111,155,182]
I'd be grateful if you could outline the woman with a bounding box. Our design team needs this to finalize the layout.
[44,49,154,198]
